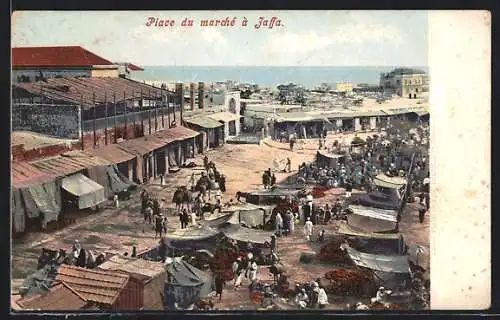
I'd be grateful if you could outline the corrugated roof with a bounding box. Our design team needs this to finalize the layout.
[117,135,165,156]
[88,143,136,164]
[29,150,111,177]
[11,131,77,150]
[184,115,224,129]
[12,46,114,68]
[55,265,129,306]
[16,282,88,310]
[206,112,241,122]
[153,126,199,145]
[98,255,165,280]
[12,161,54,188]
[13,76,173,110]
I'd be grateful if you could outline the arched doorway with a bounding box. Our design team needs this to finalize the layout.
[408,93,412,99]
[413,94,417,99]
[229,98,236,114]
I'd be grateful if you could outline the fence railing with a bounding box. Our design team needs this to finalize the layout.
[82,107,175,131]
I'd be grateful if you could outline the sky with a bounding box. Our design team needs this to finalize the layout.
[11,11,428,67]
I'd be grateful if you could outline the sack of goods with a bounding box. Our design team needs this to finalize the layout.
[323,267,374,296]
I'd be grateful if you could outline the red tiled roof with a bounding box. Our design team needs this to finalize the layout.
[16,282,88,310]
[126,63,144,71]
[55,265,129,306]
[29,150,111,178]
[12,46,114,68]
[12,161,54,189]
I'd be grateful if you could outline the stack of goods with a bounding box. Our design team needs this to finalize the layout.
[317,239,349,263]
[323,268,374,296]
[311,187,329,198]
[212,249,244,281]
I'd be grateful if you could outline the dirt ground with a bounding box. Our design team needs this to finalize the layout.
[11,132,429,310]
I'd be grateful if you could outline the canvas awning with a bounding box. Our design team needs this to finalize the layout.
[220,223,274,244]
[19,181,61,223]
[348,205,398,222]
[62,173,106,209]
[346,245,410,274]
[206,112,241,123]
[184,116,224,129]
[373,174,407,189]
[337,222,401,240]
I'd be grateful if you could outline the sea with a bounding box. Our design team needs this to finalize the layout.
[133,66,429,88]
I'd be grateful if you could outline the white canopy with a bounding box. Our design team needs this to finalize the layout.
[62,173,106,209]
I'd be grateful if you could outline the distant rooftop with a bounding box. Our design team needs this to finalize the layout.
[383,68,427,77]
[12,46,114,68]
[11,131,78,150]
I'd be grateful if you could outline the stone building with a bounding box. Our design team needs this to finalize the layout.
[12,46,121,84]
[380,68,429,99]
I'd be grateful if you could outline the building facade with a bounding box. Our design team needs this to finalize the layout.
[335,81,354,92]
[380,68,429,99]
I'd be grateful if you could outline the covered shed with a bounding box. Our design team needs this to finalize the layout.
[336,222,406,255]
[183,115,224,150]
[219,203,275,228]
[16,282,89,311]
[346,245,411,289]
[55,264,141,310]
[316,150,345,168]
[11,162,59,234]
[61,173,106,209]
[98,255,166,310]
[164,258,214,310]
[346,205,398,233]
[373,174,407,200]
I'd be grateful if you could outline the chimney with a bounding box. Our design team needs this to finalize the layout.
[198,82,205,109]
[175,83,184,125]
[190,83,195,111]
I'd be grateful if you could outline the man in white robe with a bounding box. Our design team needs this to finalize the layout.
[304,217,314,241]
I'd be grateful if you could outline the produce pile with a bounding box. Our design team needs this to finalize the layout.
[323,268,374,296]
[311,186,330,198]
[317,238,350,263]
[212,248,246,281]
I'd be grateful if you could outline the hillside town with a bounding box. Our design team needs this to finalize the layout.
[11,45,430,311]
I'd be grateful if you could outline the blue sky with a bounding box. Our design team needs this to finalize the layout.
[12,11,428,67]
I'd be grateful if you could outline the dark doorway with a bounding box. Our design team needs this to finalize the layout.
[117,161,129,178]
[342,119,354,131]
[413,94,417,99]
[229,98,237,114]
[228,120,237,136]
[408,94,412,99]
[156,150,166,176]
